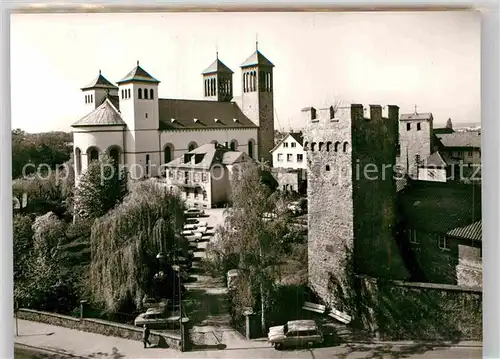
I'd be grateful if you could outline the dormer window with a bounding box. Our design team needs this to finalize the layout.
[194,118,199,123]
[214,118,219,123]
[233,118,238,123]
[171,118,176,123]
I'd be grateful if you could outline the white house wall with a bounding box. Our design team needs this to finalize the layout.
[272,135,307,170]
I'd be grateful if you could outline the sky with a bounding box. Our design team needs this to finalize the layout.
[10,11,480,133]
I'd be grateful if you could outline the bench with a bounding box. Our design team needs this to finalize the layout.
[302,301,326,314]
[328,307,352,324]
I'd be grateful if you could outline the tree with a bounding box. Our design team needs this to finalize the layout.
[75,154,127,220]
[88,180,185,313]
[13,214,34,281]
[446,118,453,130]
[213,162,291,333]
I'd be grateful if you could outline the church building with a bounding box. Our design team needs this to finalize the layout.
[71,46,275,181]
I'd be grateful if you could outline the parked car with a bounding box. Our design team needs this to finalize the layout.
[287,201,303,215]
[185,218,200,225]
[192,226,207,234]
[268,320,323,350]
[184,208,205,218]
[185,232,203,242]
[133,306,181,329]
[183,224,197,230]
[176,256,192,270]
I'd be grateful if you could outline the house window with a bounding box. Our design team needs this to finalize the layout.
[468,151,473,157]
[194,189,199,199]
[248,140,254,159]
[406,123,411,131]
[297,154,303,162]
[291,142,296,148]
[438,235,450,251]
[287,154,293,162]
[408,229,419,244]
[177,171,182,179]
[417,123,421,131]
[325,165,330,171]
[283,142,289,148]
[184,171,189,184]
[202,172,208,182]
[277,154,283,162]
[193,172,199,182]
[203,190,207,200]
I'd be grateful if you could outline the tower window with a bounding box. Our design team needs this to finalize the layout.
[407,123,411,131]
[326,165,330,171]
[150,89,154,100]
[127,89,131,98]
[311,108,317,120]
[145,113,148,119]
[417,122,421,131]
[145,154,150,176]
[248,140,254,159]
[138,88,143,99]
[343,142,349,152]
[144,89,148,99]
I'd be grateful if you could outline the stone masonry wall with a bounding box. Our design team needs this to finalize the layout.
[305,104,409,311]
[398,117,433,177]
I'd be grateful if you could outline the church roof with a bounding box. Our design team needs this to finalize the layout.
[158,99,258,131]
[117,64,160,85]
[202,59,234,75]
[81,72,118,91]
[240,50,274,68]
[72,98,126,128]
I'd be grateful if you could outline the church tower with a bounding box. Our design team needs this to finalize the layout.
[81,70,118,115]
[240,43,275,165]
[117,62,160,178]
[202,54,234,102]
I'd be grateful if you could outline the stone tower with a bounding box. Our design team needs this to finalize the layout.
[397,112,434,178]
[202,54,234,102]
[304,104,409,310]
[117,62,161,178]
[240,44,275,165]
[81,70,118,115]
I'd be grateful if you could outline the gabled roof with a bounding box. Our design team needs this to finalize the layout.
[117,64,160,85]
[241,50,274,68]
[419,151,447,168]
[270,132,304,153]
[81,72,118,91]
[158,99,258,130]
[72,98,126,128]
[397,181,481,234]
[436,132,481,149]
[400,113,433,121]
[447,220,482,241]
[99,94,120,110]
[202,59,234,75]
[164,143,248,169]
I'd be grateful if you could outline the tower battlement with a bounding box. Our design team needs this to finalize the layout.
[305,101,409,312]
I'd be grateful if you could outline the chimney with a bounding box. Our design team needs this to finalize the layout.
[351,104,364,121]
[369,105,382,121]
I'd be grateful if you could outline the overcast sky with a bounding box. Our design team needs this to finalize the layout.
[10,11,480,133]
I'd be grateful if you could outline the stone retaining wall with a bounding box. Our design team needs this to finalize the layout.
[16,309,182,350]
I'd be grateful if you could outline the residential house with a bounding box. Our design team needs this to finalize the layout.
[270,132,307,194]
[163,143,250,208]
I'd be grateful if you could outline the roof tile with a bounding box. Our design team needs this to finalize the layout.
[241,50,274,68]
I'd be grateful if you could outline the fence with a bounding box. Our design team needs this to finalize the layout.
[16,308,183,350]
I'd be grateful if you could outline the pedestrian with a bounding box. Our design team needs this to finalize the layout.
[142,324,151,348]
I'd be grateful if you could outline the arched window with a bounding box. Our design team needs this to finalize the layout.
[108,147,120,166]
[343,142,349,152]
[121,90,124,99]
[164,144,173,164]
[334,141,341,152]
[138,88,143,99]
[87,147,99,165]
[145,154,150,176]
[150,89,154,100]
[188,142,198,152]
[230,140,237,151]
[248,139,255,159]
[144,88,148,99]
[75,147,82,175]
[311,143,316,152]
[318,142,324,151]
[90,94,93,103]
[304,142,309,151]
[202,190,207,200]
[326,142,332,152]
[127,89,131,98]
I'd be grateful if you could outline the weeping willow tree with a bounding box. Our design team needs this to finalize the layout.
[88,180,185,313]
